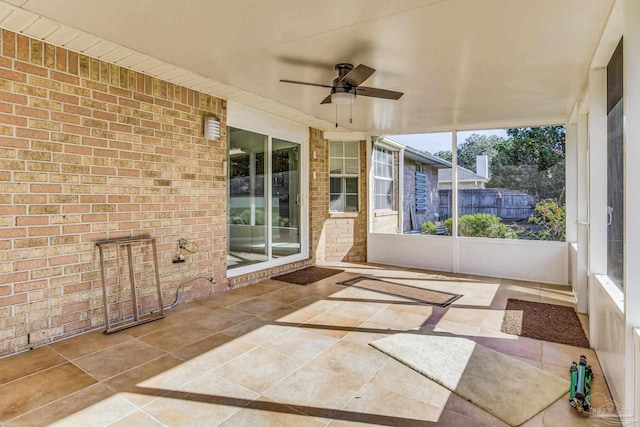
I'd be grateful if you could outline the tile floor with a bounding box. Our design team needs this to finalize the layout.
[0,263,619,426]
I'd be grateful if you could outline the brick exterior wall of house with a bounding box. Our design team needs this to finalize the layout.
[320,139,367,262]
[0,28,368,356]
[0,29,229,355]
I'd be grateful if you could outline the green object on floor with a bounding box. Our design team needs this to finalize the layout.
[569,355,594,415]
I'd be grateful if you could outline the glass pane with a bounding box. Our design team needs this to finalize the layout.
[454,127,566,241]
[345,142,359,158]
[330,194,343,212]
[330,141,343,157]
[345,195,358,211]
[228,127,268,269]
[344,159,358,175]
[330,177,342,194]
[345,178,358,194]
[329,159,343,175]
[272,138,301,258]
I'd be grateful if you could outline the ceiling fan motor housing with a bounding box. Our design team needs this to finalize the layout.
[333,63,356,95]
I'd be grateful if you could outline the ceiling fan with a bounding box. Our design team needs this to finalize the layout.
[280,63,403,105]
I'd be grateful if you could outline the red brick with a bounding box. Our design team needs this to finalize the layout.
[0,272,28,285]
[0,294,28,308]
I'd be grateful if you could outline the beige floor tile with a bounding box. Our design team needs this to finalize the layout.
[339,327,395,347]
[107,410,166,427]
[474,335,543,362]
[0,363,97,422]
[142,371,259,426]
[433,319,482,337]
[214,346,305,393]
[342,382,444,424]
[138,322,215,352]
[104,355,204,406]
[264,328,339,361]
[220,397,325,426]
[261,304,324,324]
[229,297,292,316]
[0,345,67,384]
[221,317,292,345]
[542,397,594,427]
[309,340,388,381]
[172,335,256,371]
[259,285,316,305]
[301,311,363,338]
[386,301,434,317]
[192,307,255,332]
[49,329,135,360]
[74,339,166,381]
[262,363,365,412]
[326,300,387,323]
[4,384,136,427]
[541,341,599,374]
[366,307,431,330]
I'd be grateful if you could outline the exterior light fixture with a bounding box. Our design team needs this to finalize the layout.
[204,116,221,140]
[331,91,356,105]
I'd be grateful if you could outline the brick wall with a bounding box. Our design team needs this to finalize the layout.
[313,135,368,263]
[0,29,227,355]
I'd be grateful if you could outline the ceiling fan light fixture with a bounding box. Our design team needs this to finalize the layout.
[331,91,355,105]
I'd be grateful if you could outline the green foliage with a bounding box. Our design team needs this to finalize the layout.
[421,221,437,234]
[444,214,516,239]
[431,126,566,203]
[525,199,566,241]
[433,150,452,162]
[229,209,286,226]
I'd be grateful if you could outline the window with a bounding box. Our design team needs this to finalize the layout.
[374,146,394,210]
[329,141,359,212]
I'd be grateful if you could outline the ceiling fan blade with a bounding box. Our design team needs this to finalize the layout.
[280,79,333,89]
[320,94,332,104]
[341,64,375,86]
[356,86,404,100]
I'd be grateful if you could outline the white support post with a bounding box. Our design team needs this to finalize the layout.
[576,104,590,313]
[587,67,608,344]
[623,0,640,417]
[565,119,578,243]
[451,130,459,273]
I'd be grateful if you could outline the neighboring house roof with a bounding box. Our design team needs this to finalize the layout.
[438,167,488,184]
[402,146,452,168]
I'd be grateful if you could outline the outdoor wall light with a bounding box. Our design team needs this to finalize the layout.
[204,116,221,140]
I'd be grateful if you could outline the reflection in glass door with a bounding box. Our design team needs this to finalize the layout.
[227,129,302,270]
[272,139,301,258]
[228,128,267,269]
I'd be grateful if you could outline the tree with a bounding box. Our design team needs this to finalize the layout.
[433,133,505,171]
[489,126,566,202]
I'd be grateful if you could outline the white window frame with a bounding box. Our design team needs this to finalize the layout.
[329,141,360,213]
[373,145,395,211]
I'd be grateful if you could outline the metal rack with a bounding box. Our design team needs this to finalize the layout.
[95,236,164,333]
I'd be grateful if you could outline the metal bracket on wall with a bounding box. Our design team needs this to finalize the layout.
[95,236,164,334]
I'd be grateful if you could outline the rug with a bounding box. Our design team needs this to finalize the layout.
[273,266,343,285]
[501,299,590,348]
[337,276,461,307]
[370,334,570,426]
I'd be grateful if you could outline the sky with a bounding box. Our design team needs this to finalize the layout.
[389,128,508,154]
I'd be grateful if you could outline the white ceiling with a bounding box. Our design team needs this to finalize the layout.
[0,0,615,134]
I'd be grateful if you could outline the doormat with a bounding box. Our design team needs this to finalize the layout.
[370,334,570,426]
[273,266,343,285]
[337,276,461,307]
[501,299,590,348]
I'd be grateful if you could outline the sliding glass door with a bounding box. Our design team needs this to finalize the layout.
[227,128,302,270]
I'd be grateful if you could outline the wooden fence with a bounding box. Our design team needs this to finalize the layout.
[438,189,535,221]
